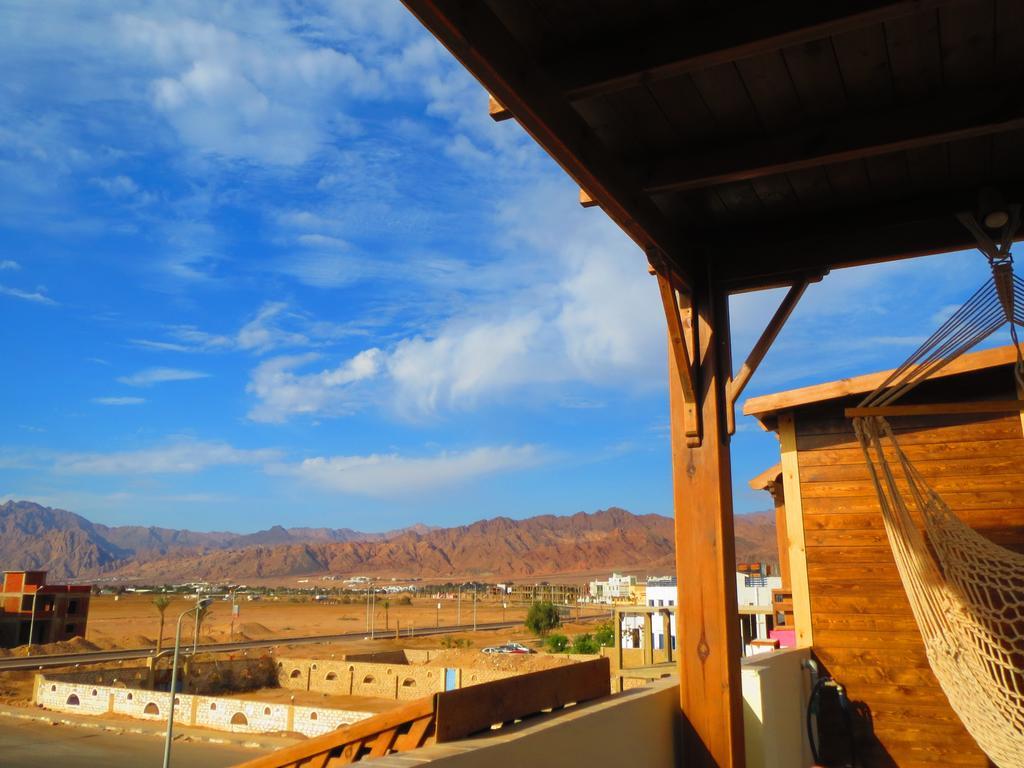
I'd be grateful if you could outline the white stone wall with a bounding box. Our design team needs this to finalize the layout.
[35,674,371,738]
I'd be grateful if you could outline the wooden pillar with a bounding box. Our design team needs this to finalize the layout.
[769,478,791,588]
[616,609,625,672]
[642,612,654,666]
[662,610,674,663]
[670,278,745,768]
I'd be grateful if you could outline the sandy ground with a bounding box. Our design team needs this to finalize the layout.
[0,595,610,710]
[221,688,399,713]
[83,593,552,649]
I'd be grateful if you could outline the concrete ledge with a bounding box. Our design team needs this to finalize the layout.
[370,677,681,768]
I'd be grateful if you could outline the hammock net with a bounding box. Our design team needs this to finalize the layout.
[851,207,1024,766]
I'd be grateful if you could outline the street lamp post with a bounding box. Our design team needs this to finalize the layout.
[27,588,39,654]
[370,590,376,640]
[457,586,461,626]
[472,587,477,632]
[163,598,212,768]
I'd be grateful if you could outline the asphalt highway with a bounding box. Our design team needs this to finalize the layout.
[0,613,610,671]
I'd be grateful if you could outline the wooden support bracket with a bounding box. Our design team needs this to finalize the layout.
[653,252,701,446]
[726,276,814,434]
[488,94,512,121]
[579,188,598,207]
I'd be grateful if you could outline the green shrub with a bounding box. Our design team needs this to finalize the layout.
[525,601,561,636]
[570,633,599,654]
[594,621,615,647]
[544,634,569,653]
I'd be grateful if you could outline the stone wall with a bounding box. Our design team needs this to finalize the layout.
[276,658,515,701]
[34,674,371,738]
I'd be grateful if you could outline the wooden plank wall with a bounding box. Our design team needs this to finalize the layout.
[791,372,1024,767]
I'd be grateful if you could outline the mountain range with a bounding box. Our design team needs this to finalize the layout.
[0,500,778,582]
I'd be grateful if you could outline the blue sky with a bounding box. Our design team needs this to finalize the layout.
[0,1,1001,533]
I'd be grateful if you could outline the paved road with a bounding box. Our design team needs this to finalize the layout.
[0,717,255,768]
[0,613,610,671]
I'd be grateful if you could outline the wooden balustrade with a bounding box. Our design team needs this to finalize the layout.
[233,658,610,767]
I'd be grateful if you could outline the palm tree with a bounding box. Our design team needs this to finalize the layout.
[194,601,212,650]
[152,596,171,655]
[383,599,390,630]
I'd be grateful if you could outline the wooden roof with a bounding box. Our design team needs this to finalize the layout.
[401,0,1024,291]
[743,342,1022,422]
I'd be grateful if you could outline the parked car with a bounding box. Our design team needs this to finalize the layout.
[482,642,535,654]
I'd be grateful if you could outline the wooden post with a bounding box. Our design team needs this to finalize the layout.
[662,610,674,664]
[642,612,655,666]
[778,412,813,648]
[670,277,745,768]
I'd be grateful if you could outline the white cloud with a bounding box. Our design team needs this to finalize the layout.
[55,439,280,475]
[276,444,542,498]
[245,181,665,422]
[0,284,56,304]
[116,12,383,165]
[117,367,209,386]
[237,302,311,353]
[246,349,383,423]
[0,260,19,270]
[92,397,146,406]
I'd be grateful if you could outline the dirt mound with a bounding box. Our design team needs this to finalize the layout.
[239,622,275,638]
[125,635,154,648]
[91,637,120,650]
[420,647,574,674]
[9,637,101,656]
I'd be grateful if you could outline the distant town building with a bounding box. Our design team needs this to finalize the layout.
[0,571,91,648]
[587,572,641,604]
[503,582,581,605]
[619,573,783,657]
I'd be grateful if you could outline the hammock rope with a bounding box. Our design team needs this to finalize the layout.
[850,205,1024,767]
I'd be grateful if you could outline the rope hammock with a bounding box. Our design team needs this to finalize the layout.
[851,203,1024,767]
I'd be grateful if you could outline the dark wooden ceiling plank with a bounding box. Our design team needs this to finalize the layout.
[643,86,1024,194]
[715,180,766,216]
[825,159,874,203]
[690,64,765,140]
[786,167,837,211]
[864,152,912,199]
[905,144,951,187]
[604,87,679,161]
[884,9,943,99]
[946,135,994,189]
[750,175,802,213]
[553,0,966,102]
[939,0,996,88]
[399,0,694,277]
[647,74,719,144]
[995,0,1024,79]
[713,180,1024,289]
[781,38,850,119]
[831,23,896,108]
[735,52,805,133]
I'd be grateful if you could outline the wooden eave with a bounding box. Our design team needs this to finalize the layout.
[401,0,1024,293]
[743,343,1023,429]
[748,463,783,491]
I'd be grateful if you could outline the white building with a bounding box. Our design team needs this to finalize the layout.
[622,573,782,657]
[588,572,637,603]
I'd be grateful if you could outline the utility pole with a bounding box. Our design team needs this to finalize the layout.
[473,586,477,631]
[457,586,461,626]
[365,588,370,634]
[27,588,39,653]
[370,590,376,640]
[436,602,440,628]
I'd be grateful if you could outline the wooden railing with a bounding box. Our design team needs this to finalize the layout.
[233,658,610,767]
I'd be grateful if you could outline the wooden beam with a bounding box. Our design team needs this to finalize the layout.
[727,278,812,434]
[671,277,745,768]
[845,401,1024,417]
[400,0,694,284]
[713,185,1024,291]
[557,0,961,101]
[645,89,1024,195]
[488,94,511,121]
[658,269,700,445]
[579,188,597,208]
[778,412,814,648]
